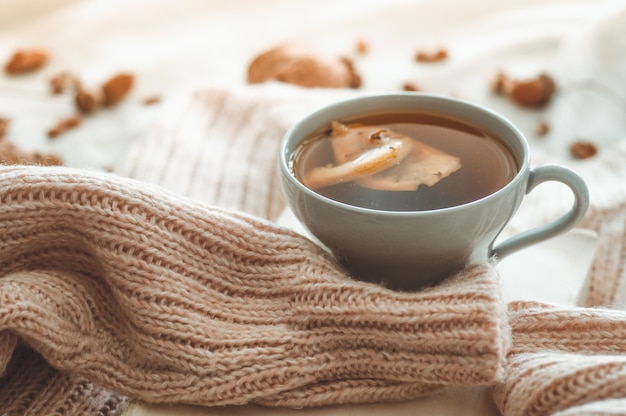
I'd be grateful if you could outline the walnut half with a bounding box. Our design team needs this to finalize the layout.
[247,42,361,89]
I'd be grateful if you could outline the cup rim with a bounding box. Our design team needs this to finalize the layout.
[279,92,530,216]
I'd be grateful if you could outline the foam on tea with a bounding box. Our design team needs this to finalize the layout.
[291,112,518,211]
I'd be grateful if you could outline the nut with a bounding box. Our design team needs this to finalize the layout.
[415,47,448,63]
[247,42,362,89]
[339,57,361,88]
[490,71,509,95]
[535,121,550,137]
[47,114,82,139]
[402,82,421,92]
[355,39,369,54]
[102,73,134,107]
[507,73,556,108]
[4,48,48,74]
[490,71,557,108]
[142,95,161,105]
[50,72,82,94]
[570,140,598,159]
[75,89,103,114]
[0,117,9,139]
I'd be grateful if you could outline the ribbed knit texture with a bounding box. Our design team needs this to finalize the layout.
[119,84,626,415]
[0,341,129,416]
[493,301,626,416]
[0,165,508,414]
[118,83,356,221]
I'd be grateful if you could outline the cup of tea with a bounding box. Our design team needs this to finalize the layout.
[278,93,589,291]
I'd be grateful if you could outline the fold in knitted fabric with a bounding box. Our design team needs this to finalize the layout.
[0,165,508,411]
[492,301,626,416]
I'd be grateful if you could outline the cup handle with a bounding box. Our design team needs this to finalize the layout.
[491,164,590,260]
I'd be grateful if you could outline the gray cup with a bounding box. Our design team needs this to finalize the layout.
[278,93,589,291]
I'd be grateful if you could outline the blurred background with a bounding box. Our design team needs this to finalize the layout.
[0,0,624,169]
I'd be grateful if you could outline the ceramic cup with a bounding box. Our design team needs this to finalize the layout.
[278,93,589,291]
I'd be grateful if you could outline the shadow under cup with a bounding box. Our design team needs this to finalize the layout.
[278,93,589,291]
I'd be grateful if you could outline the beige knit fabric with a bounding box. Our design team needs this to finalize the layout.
[117,82,626,305]
[119,84,626,415]
[3,83,626,415]
[118,83,357,221]
[0,340,129,415]
[493,301,626,416]
[0,165,508,413]
[551,399,626,416]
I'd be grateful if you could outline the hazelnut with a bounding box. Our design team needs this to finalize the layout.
[102,73,134,107]
[508,73,556,108]
[75,90,103,114]
[570,140,598,159]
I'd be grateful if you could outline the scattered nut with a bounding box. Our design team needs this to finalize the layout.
[142,95,161,105]
[4,48,48,74]
[355,39,369,54]
[570,140,598,159]
[5,54,139,141]
[490,70,509,95]
[102,73,134,107]
[75,89,103,114]
[0,117,9,139]
[402,82,421,92]
[508,73,556,108]
[72,72,133,115]
[535,120,550,137]
[339,57,362,88]
[49,71,82,94]
[47,114,82,139]
[490,71,557,108]
[415,47,448,63]
[247,42,362,89]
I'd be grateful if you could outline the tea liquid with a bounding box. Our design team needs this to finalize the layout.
[292,112,518,211]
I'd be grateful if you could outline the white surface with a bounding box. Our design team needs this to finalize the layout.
[498,228,598,306]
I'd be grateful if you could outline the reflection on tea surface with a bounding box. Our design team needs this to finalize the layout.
[291,112,518,211]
